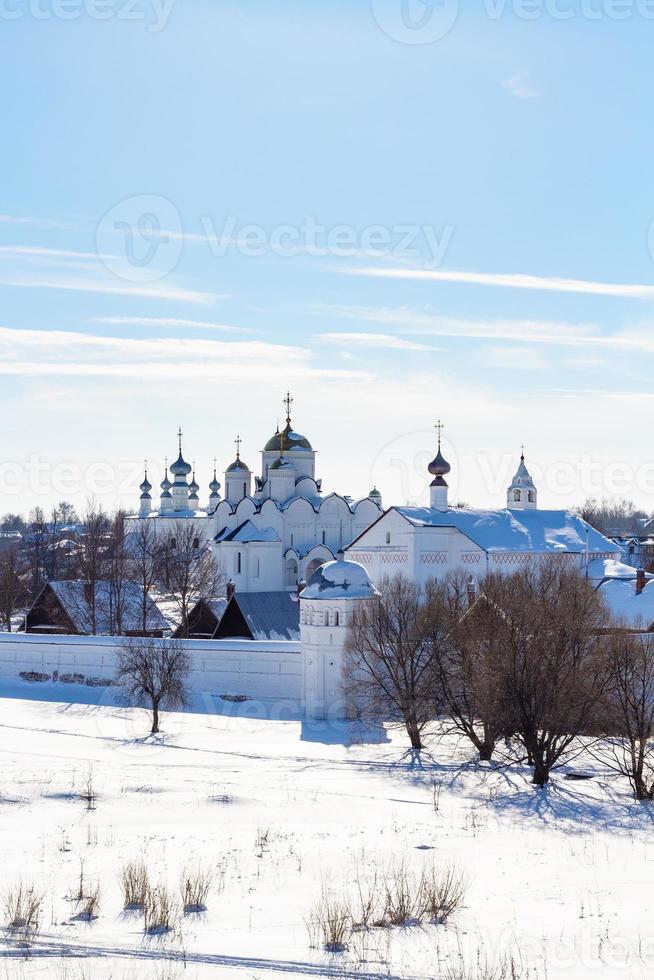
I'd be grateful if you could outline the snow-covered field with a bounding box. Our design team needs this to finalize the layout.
[1,684,654,979]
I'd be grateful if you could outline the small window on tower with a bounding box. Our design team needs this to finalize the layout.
[513,490,521,502]
[236,552,242,574]
[192,537,199,550]
[170,537,177,550]
[528,490,534,503]
[386,532,391,544]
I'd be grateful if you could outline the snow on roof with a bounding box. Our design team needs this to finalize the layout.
[215,520,280,544]
[394,507,619,555]
[586,557,649,584]
[45,580,170,634]
[598,579,654,630]
[300,559,378,601]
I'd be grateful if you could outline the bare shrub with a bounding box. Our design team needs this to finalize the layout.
[119,859,150,910]
[307,891,351,951]
[420,865,467,923]
[5,882,42,938]
[77,883,100,922]
[144,883,177,934]
[80,766,96,811]
[381,861,421,925]
[180,866,213,913]
[443,954,513,980]
[351,860,382,929]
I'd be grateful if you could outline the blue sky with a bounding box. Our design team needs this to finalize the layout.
[1,0,654,514]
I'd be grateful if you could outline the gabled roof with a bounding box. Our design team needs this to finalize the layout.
[391,507,618,555]
[214,520,280,544]
[215,591,300,641]
[599,578,654,630]
[34,580,169,634]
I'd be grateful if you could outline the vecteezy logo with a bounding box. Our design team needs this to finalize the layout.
[370,0,459,44]
[96,194,183,283]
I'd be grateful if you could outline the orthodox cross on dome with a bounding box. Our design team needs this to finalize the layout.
[144,458,148,477]
[283,391,294,424]
[435,419,444,449]
[521,442,525,460]
[177,426,183,453]
[235,434,242,459]
[213,456,217,475]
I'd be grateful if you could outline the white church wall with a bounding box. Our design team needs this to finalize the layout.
[0,633,303,707]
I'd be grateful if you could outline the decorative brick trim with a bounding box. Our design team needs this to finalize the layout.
[380,552,408,564]
[420,552,448,565]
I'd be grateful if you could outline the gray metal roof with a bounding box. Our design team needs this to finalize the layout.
[226,591,300,641]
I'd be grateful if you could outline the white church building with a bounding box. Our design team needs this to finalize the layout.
[129,394,383,593]
[345,424,620,588]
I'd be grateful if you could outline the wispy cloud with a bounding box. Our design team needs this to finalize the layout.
[0,274,217,305]
[0,326,370,382]
[501,72,539,100]
[92,315,246,332]
[314,304,654,354]
[343,266,654,300]
[0,214,82,231]
[316,332,442,352]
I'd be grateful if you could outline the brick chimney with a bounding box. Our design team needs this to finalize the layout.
[636,568,646,596]
[226,580,236,599]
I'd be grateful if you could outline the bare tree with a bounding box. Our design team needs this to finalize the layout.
[77,504,111,634]
[116,635,190,735]
[345,574,435,752]
[127,519,162,635]
[106,511,131,635]
[596,630,654,800]
[0,546,27,632]
[427,575,507,762]
[482,559,611,787]
[159,522,224,638]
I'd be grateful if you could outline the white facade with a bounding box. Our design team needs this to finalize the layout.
[346,445,620,589]
[127,398,383,593]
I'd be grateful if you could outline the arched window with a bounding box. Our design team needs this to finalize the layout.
[236,552,242,574]
[285,557,298,587]
[513,490,521,502]
[528,490,535,503]
[334,611,340,626]
[170,537,177,550]
[386,532,391,544]
[322,530,326,545]
[192,537,200,550]
[253,557,260,578]
[243,482,247,499]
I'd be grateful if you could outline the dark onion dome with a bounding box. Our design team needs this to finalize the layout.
[160,473,172,492]
[189,472,199,494]
[170,451,192,478]
[264,420,313,452]
[428,447,451,480]
[209,474,221,493]
[140,475,152,495]
[160,488,172,500]
[269,455,294,471]
[227,456,250,473]
[368,486,381,499]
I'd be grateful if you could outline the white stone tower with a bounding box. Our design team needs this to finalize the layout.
[225,435,252,506]
[507,448,537,510]
[299,557,378,721]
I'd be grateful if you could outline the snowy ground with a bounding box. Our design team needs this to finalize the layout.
[1,684,654,979]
